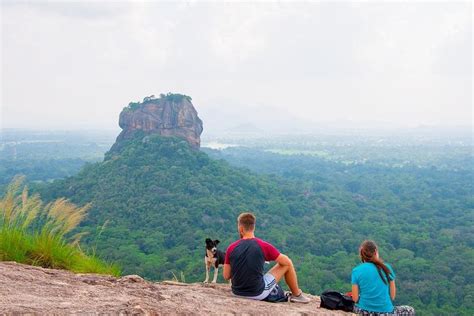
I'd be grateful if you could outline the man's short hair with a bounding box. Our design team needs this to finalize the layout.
[238,212,256,232]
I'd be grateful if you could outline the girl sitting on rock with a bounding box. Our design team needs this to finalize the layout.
[351,240,415,316]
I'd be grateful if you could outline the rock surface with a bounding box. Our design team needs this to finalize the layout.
[112,96,203,151]
[0,261,352,315]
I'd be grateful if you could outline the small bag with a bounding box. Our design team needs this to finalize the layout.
[263,284,289,303]
[320,290,354,312]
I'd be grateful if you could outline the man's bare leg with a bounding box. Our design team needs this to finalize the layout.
[268,261,300,295]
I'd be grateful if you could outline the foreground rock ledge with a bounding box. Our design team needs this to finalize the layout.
[0,262,352,315]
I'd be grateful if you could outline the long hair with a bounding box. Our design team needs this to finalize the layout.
[359,240,392,284]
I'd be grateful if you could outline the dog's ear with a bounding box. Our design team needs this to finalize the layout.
[205,238,212,243]
[214,239,220,245]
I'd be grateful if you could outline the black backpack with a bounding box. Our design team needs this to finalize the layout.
[320,290,354,312]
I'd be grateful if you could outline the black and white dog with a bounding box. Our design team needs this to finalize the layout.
[204,238,225,283]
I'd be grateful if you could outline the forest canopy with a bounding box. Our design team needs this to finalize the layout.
[31,134,474,316]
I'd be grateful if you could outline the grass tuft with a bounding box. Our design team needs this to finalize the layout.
[0,176,120,276]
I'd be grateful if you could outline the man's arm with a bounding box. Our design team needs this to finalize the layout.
[223,263,232,280]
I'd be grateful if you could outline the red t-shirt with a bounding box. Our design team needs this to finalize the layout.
[225,238,280,296]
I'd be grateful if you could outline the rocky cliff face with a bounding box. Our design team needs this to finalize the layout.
[0,262,352,315]
[111,95,203,152]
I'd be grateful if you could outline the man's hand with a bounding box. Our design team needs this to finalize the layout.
[223,263,232,280]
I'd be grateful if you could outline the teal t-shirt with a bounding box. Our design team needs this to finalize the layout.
[351,262,395,313]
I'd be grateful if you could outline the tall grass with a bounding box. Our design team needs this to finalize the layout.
[0,177,120,276]
[170,270,186,283]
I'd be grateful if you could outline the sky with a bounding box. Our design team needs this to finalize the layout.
[1,0,472,134]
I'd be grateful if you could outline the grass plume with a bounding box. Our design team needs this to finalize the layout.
[0,177,119,276]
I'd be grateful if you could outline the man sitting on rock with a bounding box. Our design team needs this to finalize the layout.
[223,212,311,303]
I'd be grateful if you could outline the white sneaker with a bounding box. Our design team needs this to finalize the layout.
[290,292,311,304]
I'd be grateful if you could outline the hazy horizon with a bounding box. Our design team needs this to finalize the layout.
[1,1,472,132]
